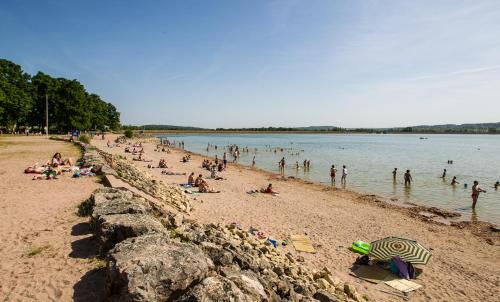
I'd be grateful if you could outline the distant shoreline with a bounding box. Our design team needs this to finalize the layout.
[131,129,500,135]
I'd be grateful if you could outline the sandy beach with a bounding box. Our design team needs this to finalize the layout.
[0,135,498,302]
[0,136,102,301]
[92,135,499,302]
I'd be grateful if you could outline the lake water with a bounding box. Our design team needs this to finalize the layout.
[157,133,500,224]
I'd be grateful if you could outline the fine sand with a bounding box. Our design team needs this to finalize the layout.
[93,135,499,302]
[0,136,102,301]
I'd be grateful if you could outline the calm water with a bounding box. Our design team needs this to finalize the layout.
[157,133,500,224]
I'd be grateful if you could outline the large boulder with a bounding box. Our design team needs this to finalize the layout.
[179,276,257,302]
[96,214,165,254]
[107,234,214,301]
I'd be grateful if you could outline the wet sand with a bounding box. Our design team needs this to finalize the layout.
[93,135,499,302]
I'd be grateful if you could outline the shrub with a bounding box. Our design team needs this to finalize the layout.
[124,129,133,138]
[77,197,95,217]
[79,134,91,144]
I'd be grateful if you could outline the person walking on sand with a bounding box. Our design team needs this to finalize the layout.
[392,168,397,181]
[471,181,486,209]
[330,165,337,185]
[404,170,412,186]
[341,165,347,184]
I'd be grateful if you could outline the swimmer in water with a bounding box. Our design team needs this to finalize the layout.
[451,176,459,185]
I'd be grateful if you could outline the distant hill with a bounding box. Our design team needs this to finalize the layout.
[386,122,500,134]
[122,122,500,134]
[122,124,208,131]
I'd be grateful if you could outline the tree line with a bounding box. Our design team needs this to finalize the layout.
[0,58,120,133]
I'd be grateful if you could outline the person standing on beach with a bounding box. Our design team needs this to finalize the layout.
[341,165,347,184]
[471,181,486,209]
[404,170,413,186]
[223,152,227,168]
[279,157,285,174]
[252,156,256,167]
[330,165,337,185]
[392,168,397,181]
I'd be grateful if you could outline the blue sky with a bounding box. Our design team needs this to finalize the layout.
[1,0,499,128]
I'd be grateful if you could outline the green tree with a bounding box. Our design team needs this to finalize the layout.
[0,59,32,130]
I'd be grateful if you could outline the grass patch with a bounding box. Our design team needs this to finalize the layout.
[80,257,107,269]
[77,197,95,217]
[25,244,51,257]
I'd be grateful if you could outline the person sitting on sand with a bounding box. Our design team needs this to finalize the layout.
[218,162,224,172]
[188,172,195,185]
[198,179,220,193]
[260,183,278,194]
[158,159,168,168]
[451,176,459,185]
[471,180,486,209]
[210,166,224,180]
[51,153,72,166]
[194,174,203,187]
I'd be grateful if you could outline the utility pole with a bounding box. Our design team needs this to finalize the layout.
[45,94,49,137]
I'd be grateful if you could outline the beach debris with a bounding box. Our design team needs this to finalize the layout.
[291,234,316,253]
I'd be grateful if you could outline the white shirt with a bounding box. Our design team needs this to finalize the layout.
[342,168,347,176]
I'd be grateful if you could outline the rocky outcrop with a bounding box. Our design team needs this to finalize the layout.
[107,234,214,301]
[86,188,369,302]
[96,214,165,254]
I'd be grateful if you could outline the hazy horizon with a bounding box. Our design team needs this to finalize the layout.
[2,0,500,128]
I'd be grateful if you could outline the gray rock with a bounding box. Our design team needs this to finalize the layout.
[313,289,339,302]
[225,270,268,301]
[107,234,214,301]
[179,276,257,301]
[201,242,234,266]
[96,214,165,254]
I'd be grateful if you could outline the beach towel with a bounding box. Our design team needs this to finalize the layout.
[353,265,393,284]
[384,279,422,293]
[290,235,316,253]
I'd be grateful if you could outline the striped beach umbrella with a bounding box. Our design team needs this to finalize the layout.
[369,237,431,265]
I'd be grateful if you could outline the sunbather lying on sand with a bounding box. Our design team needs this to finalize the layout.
[25,164,47,174]
[161,170,186,176]
[198,179,220,193]
[132,154,152,162]
[248,184,279,195]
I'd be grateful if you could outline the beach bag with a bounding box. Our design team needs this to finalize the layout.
[392,256,410,279]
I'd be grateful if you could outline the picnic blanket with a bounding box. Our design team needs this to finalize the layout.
[290,235,316,253]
